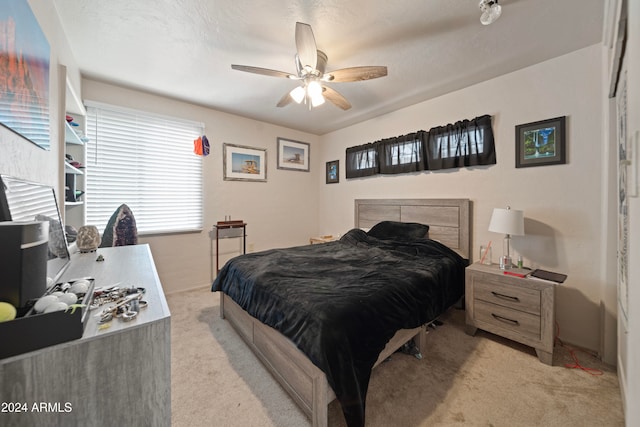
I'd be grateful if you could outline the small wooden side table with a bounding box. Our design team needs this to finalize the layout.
[309,235,338,244]
[465,262,557,365]
[213,221,246,273]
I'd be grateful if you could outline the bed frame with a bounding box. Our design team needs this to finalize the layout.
[219,198,471,426]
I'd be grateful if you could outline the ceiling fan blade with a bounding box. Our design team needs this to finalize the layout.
[324,66,388,82]
[295,22,317,70]
[277,92,293,108]
[231,64,294,79]
[322,86,351,110]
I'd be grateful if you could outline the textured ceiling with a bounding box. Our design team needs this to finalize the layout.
[52,0,604,135]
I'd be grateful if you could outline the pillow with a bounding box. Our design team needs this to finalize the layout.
[367,221,429,241]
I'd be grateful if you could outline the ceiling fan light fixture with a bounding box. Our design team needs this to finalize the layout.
[290,86,305,104]
[307,80,323,98]
[311,92,325,107]
[231,22,387,111]
[479,0,502,25]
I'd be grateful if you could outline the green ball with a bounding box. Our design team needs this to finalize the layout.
[0,302,17,322]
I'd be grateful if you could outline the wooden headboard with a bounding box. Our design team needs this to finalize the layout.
[354,198,471,260]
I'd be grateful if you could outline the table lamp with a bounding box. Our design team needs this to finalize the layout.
[76,225,101,253]
[488,206,524,269]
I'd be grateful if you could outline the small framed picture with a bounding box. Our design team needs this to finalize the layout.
[277,137,310,172]
[223,143,267,182]
[515,116,566,168]
[326,160,339,184]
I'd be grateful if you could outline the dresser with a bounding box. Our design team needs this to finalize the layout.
[465,263,556,365]
[0,244,171,426]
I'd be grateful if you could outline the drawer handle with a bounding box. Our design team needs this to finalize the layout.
[491,313,519,326]
[491,291,520,302]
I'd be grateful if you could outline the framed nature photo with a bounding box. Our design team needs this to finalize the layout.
[515,116,566,168]
[326,160,339,184]
[277,137,310,172]
[223,143,267,182]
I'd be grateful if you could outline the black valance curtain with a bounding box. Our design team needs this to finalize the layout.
[345,115,495,179]
[346,143,379,178]
[378,131,427,174]
[424,114,495,170]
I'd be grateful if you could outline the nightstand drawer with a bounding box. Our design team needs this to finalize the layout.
[474,300,541,340]
[474,279,541,315]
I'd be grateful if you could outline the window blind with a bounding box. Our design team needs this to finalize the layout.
[85,102,204,234]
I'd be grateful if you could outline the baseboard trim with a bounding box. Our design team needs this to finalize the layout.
[164,283,210,296]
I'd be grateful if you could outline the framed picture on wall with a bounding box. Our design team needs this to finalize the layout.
[515,116,566,168]
[326,160,339,184]
[223,143,267,182]
[0,0,51,150]
[277,137,310,172]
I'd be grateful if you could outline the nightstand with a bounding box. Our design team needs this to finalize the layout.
[465,263,556,365]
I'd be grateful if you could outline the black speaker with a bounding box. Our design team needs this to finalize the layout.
[0,221,49,309]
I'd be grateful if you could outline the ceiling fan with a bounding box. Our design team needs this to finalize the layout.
[231,22,387,111]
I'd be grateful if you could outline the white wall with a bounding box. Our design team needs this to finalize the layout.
[317,45,611,355]
[82,79,320,293]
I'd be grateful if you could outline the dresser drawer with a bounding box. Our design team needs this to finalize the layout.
[474,278,541,315]
[474,300,541,340]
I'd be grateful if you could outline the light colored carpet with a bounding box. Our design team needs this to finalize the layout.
[167,287,624,427]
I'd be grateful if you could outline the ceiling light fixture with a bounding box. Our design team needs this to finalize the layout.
[307,80,325,107]
[290,86,305,104]
[232,22,387,111]
[289,78,326,110]
[479,0,502,25]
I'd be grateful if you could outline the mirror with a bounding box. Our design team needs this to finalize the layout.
[0,175,70,280]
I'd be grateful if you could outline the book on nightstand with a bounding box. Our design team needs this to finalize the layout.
[502,268,530,278]
[529,269,567,284]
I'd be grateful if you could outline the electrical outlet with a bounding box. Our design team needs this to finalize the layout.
[248,243,255,253]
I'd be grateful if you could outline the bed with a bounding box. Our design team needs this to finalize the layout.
[211,198,470,427]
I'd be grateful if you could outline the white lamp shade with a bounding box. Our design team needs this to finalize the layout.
[290,86,305,104]
[307,80,323,98]
[488,207,524,236]
[307,80,325,107]
[311,93,325,107]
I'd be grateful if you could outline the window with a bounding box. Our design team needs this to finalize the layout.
[425,115,495,170]
[85,102,204,234]
[392,142,418,165]
[378,131,426,174]
[437,128,484,158]
[346,143,379,178]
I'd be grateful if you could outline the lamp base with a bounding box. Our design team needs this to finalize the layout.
[499,255,512,270]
